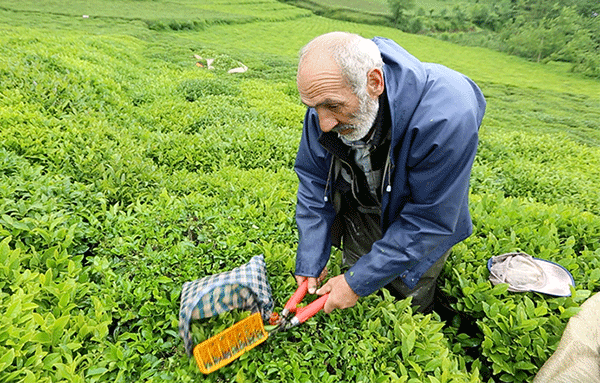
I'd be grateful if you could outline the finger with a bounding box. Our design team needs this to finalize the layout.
[295,275,307,286]
[315,280,332,296]
[323,293,336,313]
[307,277,319,294]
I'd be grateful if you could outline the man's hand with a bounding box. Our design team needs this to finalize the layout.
[315,274,359,313]
[295,267,328,294]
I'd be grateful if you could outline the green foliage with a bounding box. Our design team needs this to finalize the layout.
[387,0,416,26]
[0,0,313,32]
[276,0,395,28]
[1,1,599,382]
[0,149,98,256]
[441,193,600,381]
[292,0,599,77]
[444,1,599,77]
[0,236,109,383]
[472,127,600,214]
[177,78,241,101]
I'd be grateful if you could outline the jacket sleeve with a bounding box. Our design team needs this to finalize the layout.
[294,109,337,278]
[345,71,485,296]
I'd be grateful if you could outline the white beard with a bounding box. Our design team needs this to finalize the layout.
[336,93,379,144]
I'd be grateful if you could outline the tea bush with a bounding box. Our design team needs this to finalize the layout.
[178,77,241,101]
[440,193,600,381]
[1,1,600,382]
[0,149,98,257]
[0,237,110,383]
[472,128,600,214]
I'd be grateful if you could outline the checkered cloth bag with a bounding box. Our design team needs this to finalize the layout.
[178,255,274,356]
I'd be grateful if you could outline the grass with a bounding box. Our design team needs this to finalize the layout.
[0,0,311,23]
[307,0,391,14]
[308,0,476,15]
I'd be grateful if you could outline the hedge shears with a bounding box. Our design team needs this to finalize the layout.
[269,279,329,332]
[194,279,328,374]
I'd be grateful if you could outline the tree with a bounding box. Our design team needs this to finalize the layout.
[387,0,416,28]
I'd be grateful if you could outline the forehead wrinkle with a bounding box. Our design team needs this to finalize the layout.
[300,76,344,96]
[298,71,348,107]
[297,48,342,84]
[299,83,346,108]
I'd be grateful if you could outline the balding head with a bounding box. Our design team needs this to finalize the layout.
[296,32,384,142]
[298,32,383,94]
[298,32,356,63]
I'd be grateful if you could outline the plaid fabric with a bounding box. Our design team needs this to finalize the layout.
[178,255,274,356]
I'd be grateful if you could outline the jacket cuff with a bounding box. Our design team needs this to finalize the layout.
[295,256,327,279]
[344,268,387,297]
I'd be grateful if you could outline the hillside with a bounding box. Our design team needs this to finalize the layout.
[1,1,599,382]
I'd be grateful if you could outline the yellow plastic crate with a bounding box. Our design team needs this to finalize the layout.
[193,312,268,374]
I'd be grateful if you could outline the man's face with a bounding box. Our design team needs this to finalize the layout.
[336,88,379,143]
[297,55,378,142]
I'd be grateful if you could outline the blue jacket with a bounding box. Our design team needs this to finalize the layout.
[294,37,486,296]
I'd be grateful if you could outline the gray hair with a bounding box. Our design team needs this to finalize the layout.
[299,32,383,95]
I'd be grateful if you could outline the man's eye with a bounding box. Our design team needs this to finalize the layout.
[329,104,341,111]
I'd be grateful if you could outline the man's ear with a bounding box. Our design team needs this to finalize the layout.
[366,68,384,99]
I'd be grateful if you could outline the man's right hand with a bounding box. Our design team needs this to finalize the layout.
[295,267,328,294]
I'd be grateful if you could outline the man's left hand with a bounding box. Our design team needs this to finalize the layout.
[315,274,359,313]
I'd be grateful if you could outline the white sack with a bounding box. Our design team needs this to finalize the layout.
[533,292,600,383]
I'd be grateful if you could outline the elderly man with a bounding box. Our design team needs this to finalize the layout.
[293,32,486,314]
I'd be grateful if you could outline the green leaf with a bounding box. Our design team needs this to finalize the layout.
[33,332,51,345]
[314,343,331,353]
[22,369,36,383]
[5,298,21,320]
[156,276,172,283]
[2,214,29,231]
[402,330,416,359]
[533,305,548,316]
[429,333,443,343]
[51,315,70,345]
[519,334,531,347]
[560,306,581,319]
[424,358,442,372]
[490,283,508,295]
[87,367,109,376]
[407,360,422,376]
[514,361,537,370]
[0,349,15,369]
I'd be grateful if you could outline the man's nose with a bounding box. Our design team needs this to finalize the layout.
[317,109,338,132]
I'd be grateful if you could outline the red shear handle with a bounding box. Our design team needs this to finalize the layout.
[284,279,309,312]
[296,293,329,323]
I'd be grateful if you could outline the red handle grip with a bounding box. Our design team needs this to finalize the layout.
[295,293,329,323]
[284,279,308,312]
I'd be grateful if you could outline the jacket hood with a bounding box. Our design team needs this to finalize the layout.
[374,37,428,151]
